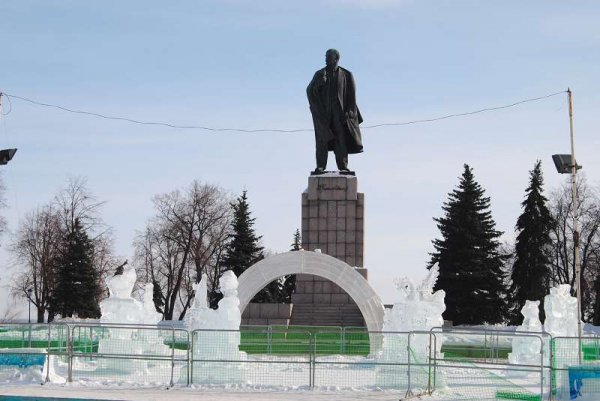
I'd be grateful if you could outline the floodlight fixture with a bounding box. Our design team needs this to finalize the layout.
[0,148,17,165]
[552,154,581,174]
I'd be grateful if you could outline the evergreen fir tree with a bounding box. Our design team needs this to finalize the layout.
[282,229,301,302]
[221,191,264,277]
[52,218,101,319]
[509,161,553,324]
[291,229,302,251]
[429,164,507,325]
[221,191,274,302]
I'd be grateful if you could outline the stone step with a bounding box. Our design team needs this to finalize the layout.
[289,303,365,327]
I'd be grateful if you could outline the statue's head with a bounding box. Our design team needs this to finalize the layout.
[325,49,340,67]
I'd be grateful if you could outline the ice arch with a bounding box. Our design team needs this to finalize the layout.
[237,250,385,333]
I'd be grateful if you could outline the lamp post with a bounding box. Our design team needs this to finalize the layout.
[27,288,33,347]
[552,88,582,362]
[27,288,33,324]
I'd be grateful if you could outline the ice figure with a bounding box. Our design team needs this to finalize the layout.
[544,284,579,337]
[377,265,446,389]
[507,300,543,375]
[216,271,242,329]
[383,266,446,332]
[543,284,581,396]
[185,272,242,332]
[186,271,247,385]
[141,283,162,325]
[100,263,144,325]
[184,274,210,331]
[100,265,162,326]
[192,275,209,309]
[106,264,137,298]
[96,265,166,374]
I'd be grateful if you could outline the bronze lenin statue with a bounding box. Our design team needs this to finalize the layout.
[307,49,363,175]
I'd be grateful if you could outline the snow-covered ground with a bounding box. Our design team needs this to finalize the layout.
[1,384,406,401]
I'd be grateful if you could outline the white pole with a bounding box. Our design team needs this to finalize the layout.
[568,88,582,362]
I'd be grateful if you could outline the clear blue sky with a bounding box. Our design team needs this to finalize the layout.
[1,1,599,314]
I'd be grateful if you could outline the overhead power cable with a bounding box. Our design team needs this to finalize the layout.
[1,90,566,133]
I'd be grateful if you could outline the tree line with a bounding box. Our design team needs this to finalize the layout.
[429,162,600,325]
[6,161,599,326]
[8,178,295,322]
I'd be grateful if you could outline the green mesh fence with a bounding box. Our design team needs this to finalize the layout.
[429,330,546,401]
[0,323,68,350]
[68,324,188,386]
[551,337,600,400]
[5,322,593,399]
[191,328,312,387]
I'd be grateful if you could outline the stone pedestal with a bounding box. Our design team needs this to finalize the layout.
[301,174,364,266]
[289,173,367,327]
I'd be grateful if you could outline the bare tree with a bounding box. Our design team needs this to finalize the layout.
[10,177,117,322]
[548,176,600,321]
[53,176,117,303]
[10,206,62,322]
[135,181,232,321]
[54,176,106,235]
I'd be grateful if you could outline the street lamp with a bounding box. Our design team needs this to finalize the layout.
[552,88,583,362]
[0,148,17,165]
[27,288,33,324]
[27,288,33,347]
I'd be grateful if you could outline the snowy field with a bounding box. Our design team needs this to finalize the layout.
[0,385,406,401]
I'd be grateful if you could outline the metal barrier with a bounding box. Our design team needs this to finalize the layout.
[7,322,600,399]
[190,328,313,387]
[551,337,600,400]
[430,327,550,400]
[0,322,70,384]
[66,323,188,387]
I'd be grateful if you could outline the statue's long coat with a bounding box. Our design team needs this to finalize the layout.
[307,67,364,154]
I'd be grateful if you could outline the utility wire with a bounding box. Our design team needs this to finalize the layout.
[1,90,566,133]
[0,92,13,116]
[361,90,567,129]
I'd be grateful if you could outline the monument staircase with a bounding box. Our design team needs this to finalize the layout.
[289,303,364,327]
[288,270,367,327]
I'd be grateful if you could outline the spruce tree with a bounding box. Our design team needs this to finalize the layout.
[221,191,274,302]
[222,191,264,277]
[429,164,507,325]
[282,229,301,302]
[509,161,553,324]
[291,229,302,251]
[52,218,101,319]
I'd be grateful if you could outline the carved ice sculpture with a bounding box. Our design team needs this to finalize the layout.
[186,271,247,384]
[97,265,165,373]
[377,265,446,388]
[141,282,162,325]
[185,274,210,331]
[383,265,446,332]
[543,284,581,393]
[508,300,543,375]
[544,284,579,338]
[100,264,143,325]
